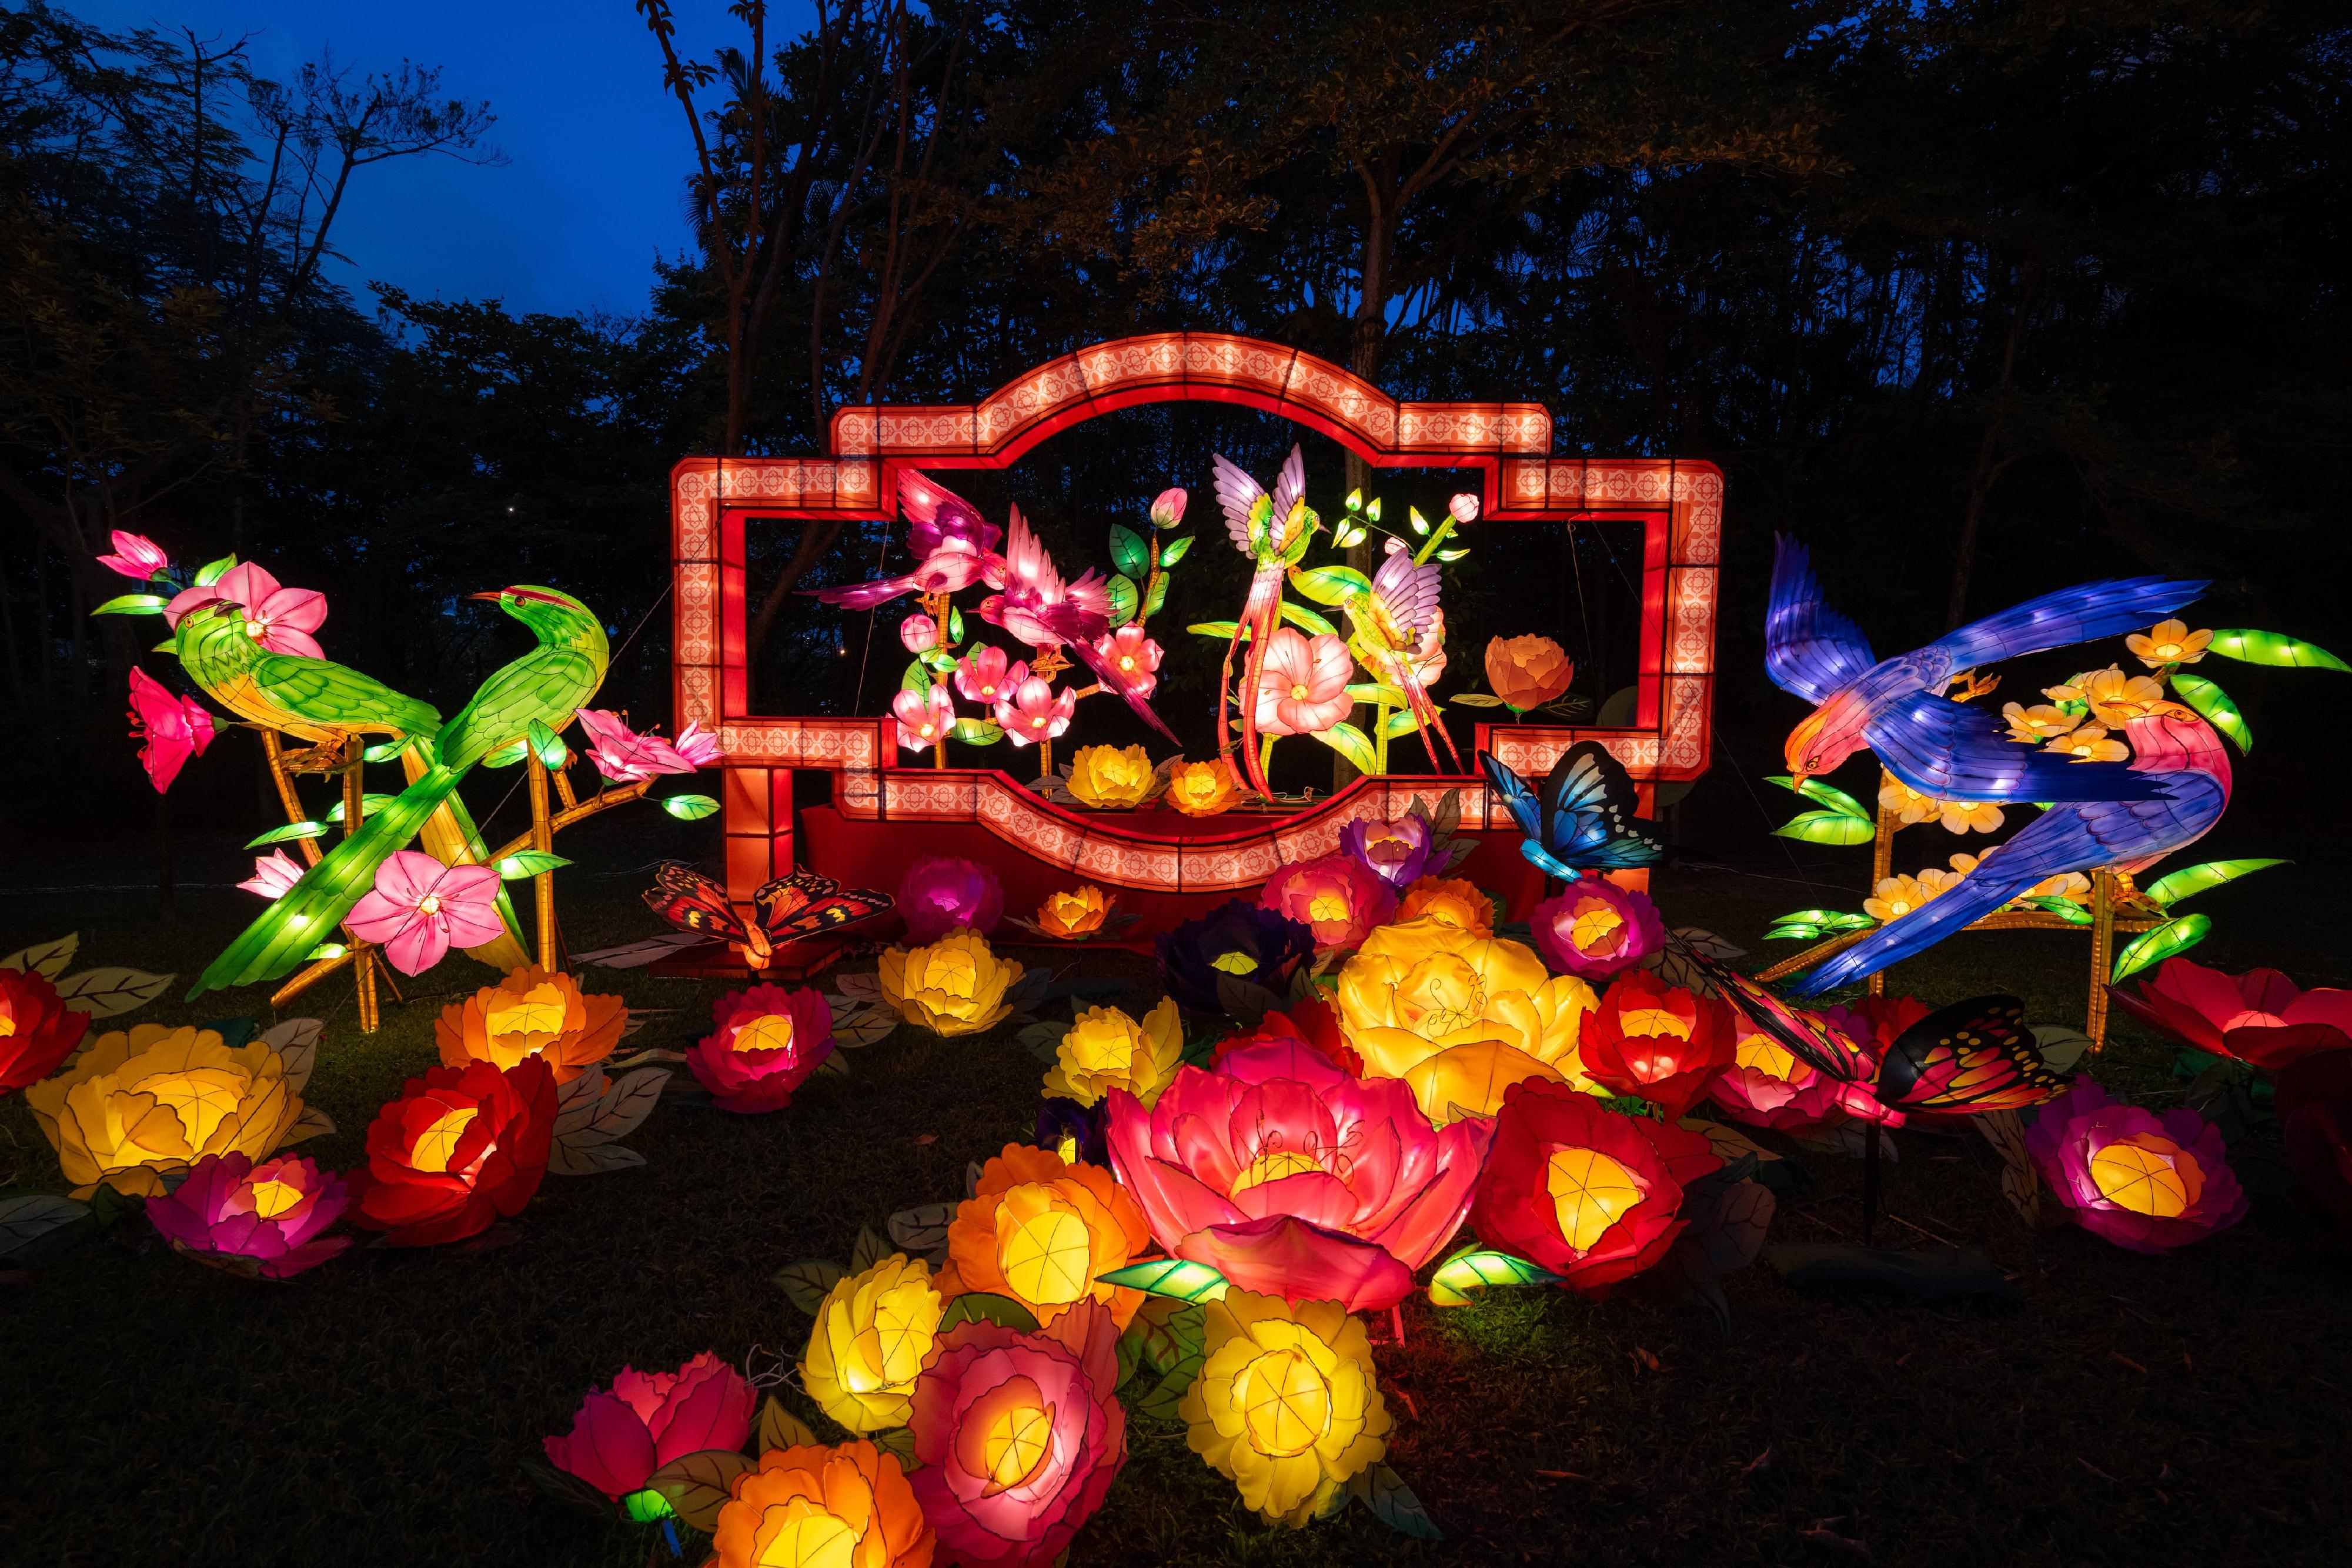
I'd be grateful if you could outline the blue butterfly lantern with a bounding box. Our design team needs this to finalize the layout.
[1479,741,1668,880]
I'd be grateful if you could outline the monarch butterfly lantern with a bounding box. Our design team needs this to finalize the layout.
[641,862,892,973]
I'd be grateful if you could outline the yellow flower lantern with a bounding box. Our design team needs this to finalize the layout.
[878,929,1023,1038]
[801,1253,946,1432]
[1065,743,1157,808]
[435,965,626,1082]
[1162,758,1242,816]
[26,1023,308,1199]
[1336,917,1599,1122]
[1035,885,1111,938]
[1045,997,1183,1108]
[943,1144,1152,1329]
[1180,1289,1393,1526]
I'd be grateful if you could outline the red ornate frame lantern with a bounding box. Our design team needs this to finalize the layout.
[670,333,1720,940]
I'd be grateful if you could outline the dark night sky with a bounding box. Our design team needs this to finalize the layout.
[75,0,794,316]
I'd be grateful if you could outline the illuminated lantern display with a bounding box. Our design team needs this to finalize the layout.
[1157,901,1314,1014]
[1064,744,1156,809]
[125,667,215,791]
[1257,854,1398,951]
[943,1145,1152,1329]
[1044,998,1184,1109]
[1336,917,1598,1123]
[803,1253,946,1432]
[710,1441,934,1568]
[1528,878,1666,981]
[143,1151,350,1279]
[27,1024,305,1199]
[0,963,85,1097]
[1161,758,1244,817]
[95,529,169,579]
[347,1058,556,1246]
[1180,1289,1393,1527]
[1469,1078,1721,1296]
[1706,1014,1846,1132]
[238,850,304,901]
[1484,634,1575,713]
[1093,626,1163,700]
[1338,813,1435,889]
[1107,1039,1491,1311]
[686,982,836,1113]
[1211,998,1362,1076]
[435,965,627,1082]
[574,707,721,782]
[2024,1078,2247,1254]
[908,1297,1128,1568]
[2277,1049,2352,1231]
[1249,628,1355,737]
[995,677,1077,747]
[1394,875,1495,935]
[2108,957,2352,1070]
[880,930,1024,1038]
[1033,886,1109,939]
[348,850,506,977]
[894,686,956,751]
[164,560,328,656]
[897,857,1005,944]
[1578,969,1737,1120]
[954,646,1027,706]
[543,1351,755,1506]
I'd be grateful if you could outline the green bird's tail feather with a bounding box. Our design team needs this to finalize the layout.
[191,759,473,997]
[401,744,530,971]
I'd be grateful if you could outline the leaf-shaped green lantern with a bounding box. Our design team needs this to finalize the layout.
[2205,629,2350,671]
[2112,913,2213,982]
[2143,858,2288,907]
[2169,671,2251,751]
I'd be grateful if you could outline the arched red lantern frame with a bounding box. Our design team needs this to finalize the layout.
[670,333,1721,945]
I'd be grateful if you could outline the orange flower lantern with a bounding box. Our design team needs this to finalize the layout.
[710,1441,934,1568]
[943,1144,1152,1329]
[435,965,626,1083]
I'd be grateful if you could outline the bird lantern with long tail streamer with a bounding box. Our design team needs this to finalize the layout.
[664,333,1722,971]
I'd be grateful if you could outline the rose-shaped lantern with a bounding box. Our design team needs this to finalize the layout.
[943,1144,1152,1329]
[143,1151,350,1279]
[346,1058,556,1246]
[2108,957,2352,1071]
[1578,969,1738,1120]
[1484,635,1574,711]
[1338,814,1435,888]
[28,1024,306,1199]
[435,965,626,1083]
[880,930,1024,1038]
[897,857,1005,945]
[1336,918,1598,1122]
[710,1442,933,1568]
[1033,887,1110,939]
[686,982,836,1113]
[1162,758,1243,817]
[1045,998,1183,1109]
[803,1252,946,1432]
[1395,876,1495,935]
[2025,1077,2247,1254]
[1529,878,1666,982]
[1107,1039,1492,1311]
[1065,744,1156,808]
[0,963,85,1097]
[908,1296,1128,1568]
[1707,1014,1846,1132]
[1469,1078,1721,1295]
[1258,854,1398,951]
[1157,900,1315,1013]
[1180,1289,1392,1527]
[543,1352,756,1507]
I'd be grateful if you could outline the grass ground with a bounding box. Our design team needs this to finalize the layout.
[3,806,2348,1568]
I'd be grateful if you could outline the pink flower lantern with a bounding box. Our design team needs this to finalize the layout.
[96,530,170,579]
[238,850,305,900]
[1106,1039,1492,1311]
[908,1297,1128,1568]
[2026,1077,2246,1254]
[1250,628,1354,735]
[143,1151,350,1279]
[994,676,1075,746]
[1093,624,1162,698]
[346,850,505,975]
[954,646,1028,705]
[901,613,941,653]
[2109,956,2352,1071]
[1258,853,1398,951]
[576,708,721,782]
[686,983,836,1113]
[1529,877,1666,981]
[1706,1015,1846,1132]
[126,668,215,791]
[899,855,1004,944]
[164,561,328,657]
[543,1351,756,1504]
[892,686,955,751]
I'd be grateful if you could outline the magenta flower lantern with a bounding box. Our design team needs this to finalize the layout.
[2025,1077,2247,1254]
[543,1351,756,1505]
[898,855,1005,945]
[126,668,215,792]
[1258,853,1398,951]
[686,982,836,1113]
[1529,877,1666,981]
[144,1151,351,1279]
[1338,813,1435,888]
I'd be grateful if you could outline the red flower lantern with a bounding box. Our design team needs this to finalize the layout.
[348,1058,556,1246]
[0,964,85,1097]
[2109,957,2352,1071]
[1579,969,1736,1120]
[1469,1079,1720,1296]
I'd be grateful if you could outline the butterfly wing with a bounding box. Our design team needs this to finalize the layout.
[1689,950,1871,1083]
[1875,995,2071,1113]
[753,869,894,942]
[1538,743,1668,872]
[1479,750,1545,843]
[643,861,751,944]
